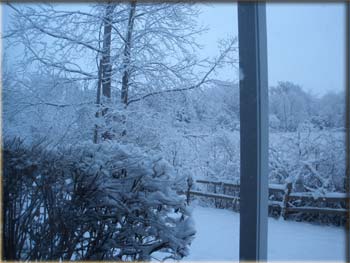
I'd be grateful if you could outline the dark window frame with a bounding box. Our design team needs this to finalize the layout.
[238,2,269,261]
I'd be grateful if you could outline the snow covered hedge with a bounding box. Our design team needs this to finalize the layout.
[3,138,195,261]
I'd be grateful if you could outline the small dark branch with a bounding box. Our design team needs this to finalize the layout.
[25,44,95,78]
[22,101,93,108]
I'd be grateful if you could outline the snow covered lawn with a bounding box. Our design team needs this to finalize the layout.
[185,206,346,261]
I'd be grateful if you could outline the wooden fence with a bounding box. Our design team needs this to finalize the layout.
[187,179,348,219]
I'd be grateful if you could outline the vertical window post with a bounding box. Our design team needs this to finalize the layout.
[238,2,269,262]
[346,2,350,263]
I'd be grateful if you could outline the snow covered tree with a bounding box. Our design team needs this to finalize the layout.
[269,81,313,132]
[4,2,236,143]
[315,91,346,129]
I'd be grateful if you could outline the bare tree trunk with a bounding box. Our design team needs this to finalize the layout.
[121,0,137,106]
[93,59,103,144]
[102,3,115,100]
[100,3,116,141]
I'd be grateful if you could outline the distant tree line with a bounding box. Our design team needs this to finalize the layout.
[269,81,345,132]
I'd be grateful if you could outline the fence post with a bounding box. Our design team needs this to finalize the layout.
[186,176,193,205]
[282,182,293,219]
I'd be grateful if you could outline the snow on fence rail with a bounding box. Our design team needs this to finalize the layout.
[187,179,348,219]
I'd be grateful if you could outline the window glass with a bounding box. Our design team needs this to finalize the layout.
[267,3,347,261]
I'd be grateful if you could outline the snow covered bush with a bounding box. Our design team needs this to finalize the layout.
[3,138,195,261]
[269,130,346,193]
[269,130,347,224]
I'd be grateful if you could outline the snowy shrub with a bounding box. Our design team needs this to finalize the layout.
[3,138,195,261]
[269,130,346,193]
[203,129,240,181]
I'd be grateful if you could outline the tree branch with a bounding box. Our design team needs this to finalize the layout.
[127,38,237,106]
[7,3,102,53]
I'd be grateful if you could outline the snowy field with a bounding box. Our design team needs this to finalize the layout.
[184,206,346,262]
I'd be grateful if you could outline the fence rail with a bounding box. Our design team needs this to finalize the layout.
[187,179,348,219]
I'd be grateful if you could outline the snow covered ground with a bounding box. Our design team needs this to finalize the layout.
[184,206,346,261]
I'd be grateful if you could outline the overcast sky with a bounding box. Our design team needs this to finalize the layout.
[197,2,346,96]
[2,3,346,96]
